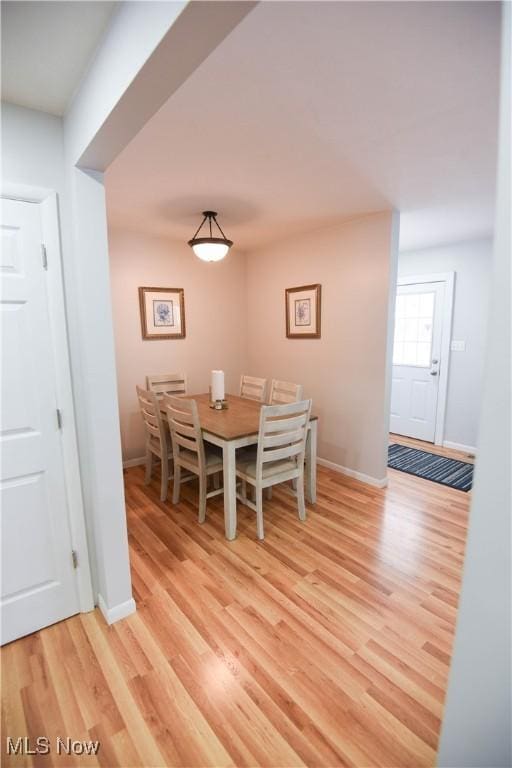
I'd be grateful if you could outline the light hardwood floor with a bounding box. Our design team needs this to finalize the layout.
[389,433,475,463]
[2,462,470,767]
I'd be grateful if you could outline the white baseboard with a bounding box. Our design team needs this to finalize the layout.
[123,456,146,468]
[125,454,389,488]
[442,441,477,456]
[98,594,136,625]
[317,457,388,488]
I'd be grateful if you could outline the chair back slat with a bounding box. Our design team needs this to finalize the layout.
[173,433,199,452]
[269,379,303,405]
[169,421,197,440]
[263,414,309,433]
[257,399,312,470]
[136,385,167,450]
[169,410,195,427]
[147,373,187,398]
[145,422,162,440]
[261,443,305,463]
[262,427,305,449]
[163,395,205,468]
[240,374,267,403]
[142,411,161,428]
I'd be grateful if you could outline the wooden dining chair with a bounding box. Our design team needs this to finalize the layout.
[146,372,187,398]
[268,379,303,405]
[163,395,223,523]
[136,385,173,501]
[240,374,267,403]
[236,399,312,539]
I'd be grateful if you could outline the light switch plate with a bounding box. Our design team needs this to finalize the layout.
[451,340,466,352]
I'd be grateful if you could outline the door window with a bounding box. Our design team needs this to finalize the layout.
[393,291,435,367]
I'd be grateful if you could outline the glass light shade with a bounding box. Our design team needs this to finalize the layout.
[188,212,233,262]
[191,241,231,262]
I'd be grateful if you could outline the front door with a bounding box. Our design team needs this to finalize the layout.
[1,198,79,645]
[390,280,445,442]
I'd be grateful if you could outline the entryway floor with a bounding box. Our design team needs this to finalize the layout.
[389,433,475,464]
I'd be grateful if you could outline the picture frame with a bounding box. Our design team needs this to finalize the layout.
[138,286,186,340]
[285,283,322,339]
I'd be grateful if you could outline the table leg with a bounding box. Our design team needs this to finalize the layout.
[223,441,237,540]
[305,420,317,504]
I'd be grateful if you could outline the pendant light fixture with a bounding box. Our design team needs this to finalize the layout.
[188,211,233,262]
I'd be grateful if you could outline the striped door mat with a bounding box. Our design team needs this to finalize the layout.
[388,443,474,491]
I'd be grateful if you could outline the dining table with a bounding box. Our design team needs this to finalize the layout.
[160,393,318,540]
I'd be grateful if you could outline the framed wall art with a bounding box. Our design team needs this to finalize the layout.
[285,284,322,339]
[138,286,186,340]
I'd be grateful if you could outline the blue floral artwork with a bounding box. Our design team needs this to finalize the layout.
[140,287,185,339]
[153,300,174,327]
[295,298,311,326]
[286,284,321,338]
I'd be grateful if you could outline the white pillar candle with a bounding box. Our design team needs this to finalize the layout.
[211,370,225,401]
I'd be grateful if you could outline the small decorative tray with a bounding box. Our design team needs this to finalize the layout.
[209,399,228,410]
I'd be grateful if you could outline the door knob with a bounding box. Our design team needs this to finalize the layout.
[430,370,438,376]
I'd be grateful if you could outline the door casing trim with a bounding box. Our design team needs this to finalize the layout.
[396,272,455,446]
[1,182,94,613]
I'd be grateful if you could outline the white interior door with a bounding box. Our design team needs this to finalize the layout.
[390,281,445,442]
[1,198,79,645]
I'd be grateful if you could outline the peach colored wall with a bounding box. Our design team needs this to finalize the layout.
[245,212,397,483]
[108,229,248,461]
[109,212,396,482]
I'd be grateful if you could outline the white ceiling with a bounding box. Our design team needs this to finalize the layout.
[106,1,500,253]
[1,1,117,116]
